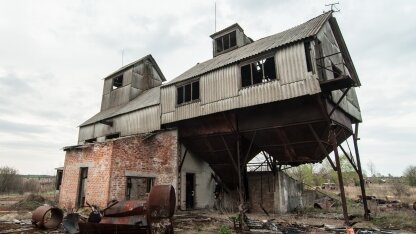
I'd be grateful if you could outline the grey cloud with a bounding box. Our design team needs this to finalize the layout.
[0,118,49,134]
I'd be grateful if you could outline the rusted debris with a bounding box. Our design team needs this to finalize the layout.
[74,185,175,234]
[31,205,63,229]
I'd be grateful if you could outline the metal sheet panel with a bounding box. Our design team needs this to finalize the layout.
[114,105,161,135]
[103,79,113,95]
[78,125,95,143]
[164,12,332,86]
[201,65,238,104]
[109,85,131,108]
[276,43,308,85]
[161,86,176,114]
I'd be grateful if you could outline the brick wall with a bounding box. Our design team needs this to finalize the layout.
[248,172,275,213]
[59,143,113,208]
[59,129,178,209]
[109,130,178,200]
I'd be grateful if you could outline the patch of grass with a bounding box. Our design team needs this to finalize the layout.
[371,210,416,232]
[11,193,54,210]
[219,225,232,234]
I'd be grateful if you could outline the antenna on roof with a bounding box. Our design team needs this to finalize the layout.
[325,2,340,13]
[214,1,217,32]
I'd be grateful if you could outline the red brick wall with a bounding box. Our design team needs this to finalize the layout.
[59,143,113,208]
[59,129,178,209]
[109,130,178,200]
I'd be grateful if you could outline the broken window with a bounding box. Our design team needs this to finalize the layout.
[112,75,123,90]
[105,133,120,140]
[331,62,342,79]
[126,177,154,200]
[177,80,200,105]
[241,56,276,88]
[215,31,237,53]
[304,41,313,72]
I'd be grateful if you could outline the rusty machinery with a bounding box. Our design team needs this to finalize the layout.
[34,185,175,233]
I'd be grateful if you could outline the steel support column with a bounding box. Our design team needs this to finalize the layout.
[353,123,370,220]
[330,128,349,226]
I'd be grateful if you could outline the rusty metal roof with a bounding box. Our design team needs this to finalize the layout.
[165,11,332,86]
[80,86,160,127]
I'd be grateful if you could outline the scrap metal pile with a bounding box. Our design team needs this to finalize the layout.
[31,185,175,234]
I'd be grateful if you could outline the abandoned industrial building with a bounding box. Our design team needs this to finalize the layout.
[59,11,368,224]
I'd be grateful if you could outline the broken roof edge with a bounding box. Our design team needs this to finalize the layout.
[328,17,361,87]
[163,11,332,86]
[103,54,166,82]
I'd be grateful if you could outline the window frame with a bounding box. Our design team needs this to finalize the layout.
[215,30,238,55]
[112,74,124,90]
[125,176,154,200]
[239,53,278,89]
[176,79,200,106]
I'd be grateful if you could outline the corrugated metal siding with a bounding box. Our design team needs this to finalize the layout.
[161,85,176,114]
[79,105,161,143]
[165,12,331,86]
[276,43,308,85]
[114,105,161,136]
[201,65,238,104]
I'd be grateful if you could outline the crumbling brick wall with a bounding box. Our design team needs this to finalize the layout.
[59,129,178,209]
[248,172,275,213]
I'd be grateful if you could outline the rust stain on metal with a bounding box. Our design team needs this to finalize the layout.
[32,205,63,229]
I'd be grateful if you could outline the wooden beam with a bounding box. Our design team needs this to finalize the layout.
[220,136,239,174]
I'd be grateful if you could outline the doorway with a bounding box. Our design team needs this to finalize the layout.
[77,167,88,208]
[185,173,195,209]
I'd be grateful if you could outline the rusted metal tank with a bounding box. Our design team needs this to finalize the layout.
[148,184,176,219]
[32,205,63,229]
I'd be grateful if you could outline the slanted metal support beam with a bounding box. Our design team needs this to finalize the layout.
[330,128,349,226]
[309,124,337,171]
[326,156,338,171]
[329,87,351,117]
[243,131,257,165]
[339,144,358,173]
[353,123,370,220]
[220,136,239,174]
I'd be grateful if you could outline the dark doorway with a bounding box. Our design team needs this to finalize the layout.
[77,167,88,208]
[185,173,195,209]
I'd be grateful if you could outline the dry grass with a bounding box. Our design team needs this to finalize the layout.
[344,183,416,204]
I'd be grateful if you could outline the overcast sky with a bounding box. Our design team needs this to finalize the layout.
[0,0,415,176]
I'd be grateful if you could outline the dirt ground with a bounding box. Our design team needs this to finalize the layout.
[1,193,415,233]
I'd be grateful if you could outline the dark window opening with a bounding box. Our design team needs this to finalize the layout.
[332,62,342,79]
[304,41,313,72]
[192,81,199,100]
[184,84,192,102]
[55,170,63,190]
[241,56,276,88]
[112,75,123,90]
[85,138,96,143]
[177,80,199,105]
[177,86,184,104]
[126,177,154,200]
[77,167,88,207]
[215,31,237,53]
[105,133,120,140]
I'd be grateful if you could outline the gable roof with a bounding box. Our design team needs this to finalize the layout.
[165,11,332,86]
[104,54,166,82]
[79,86,160,127]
